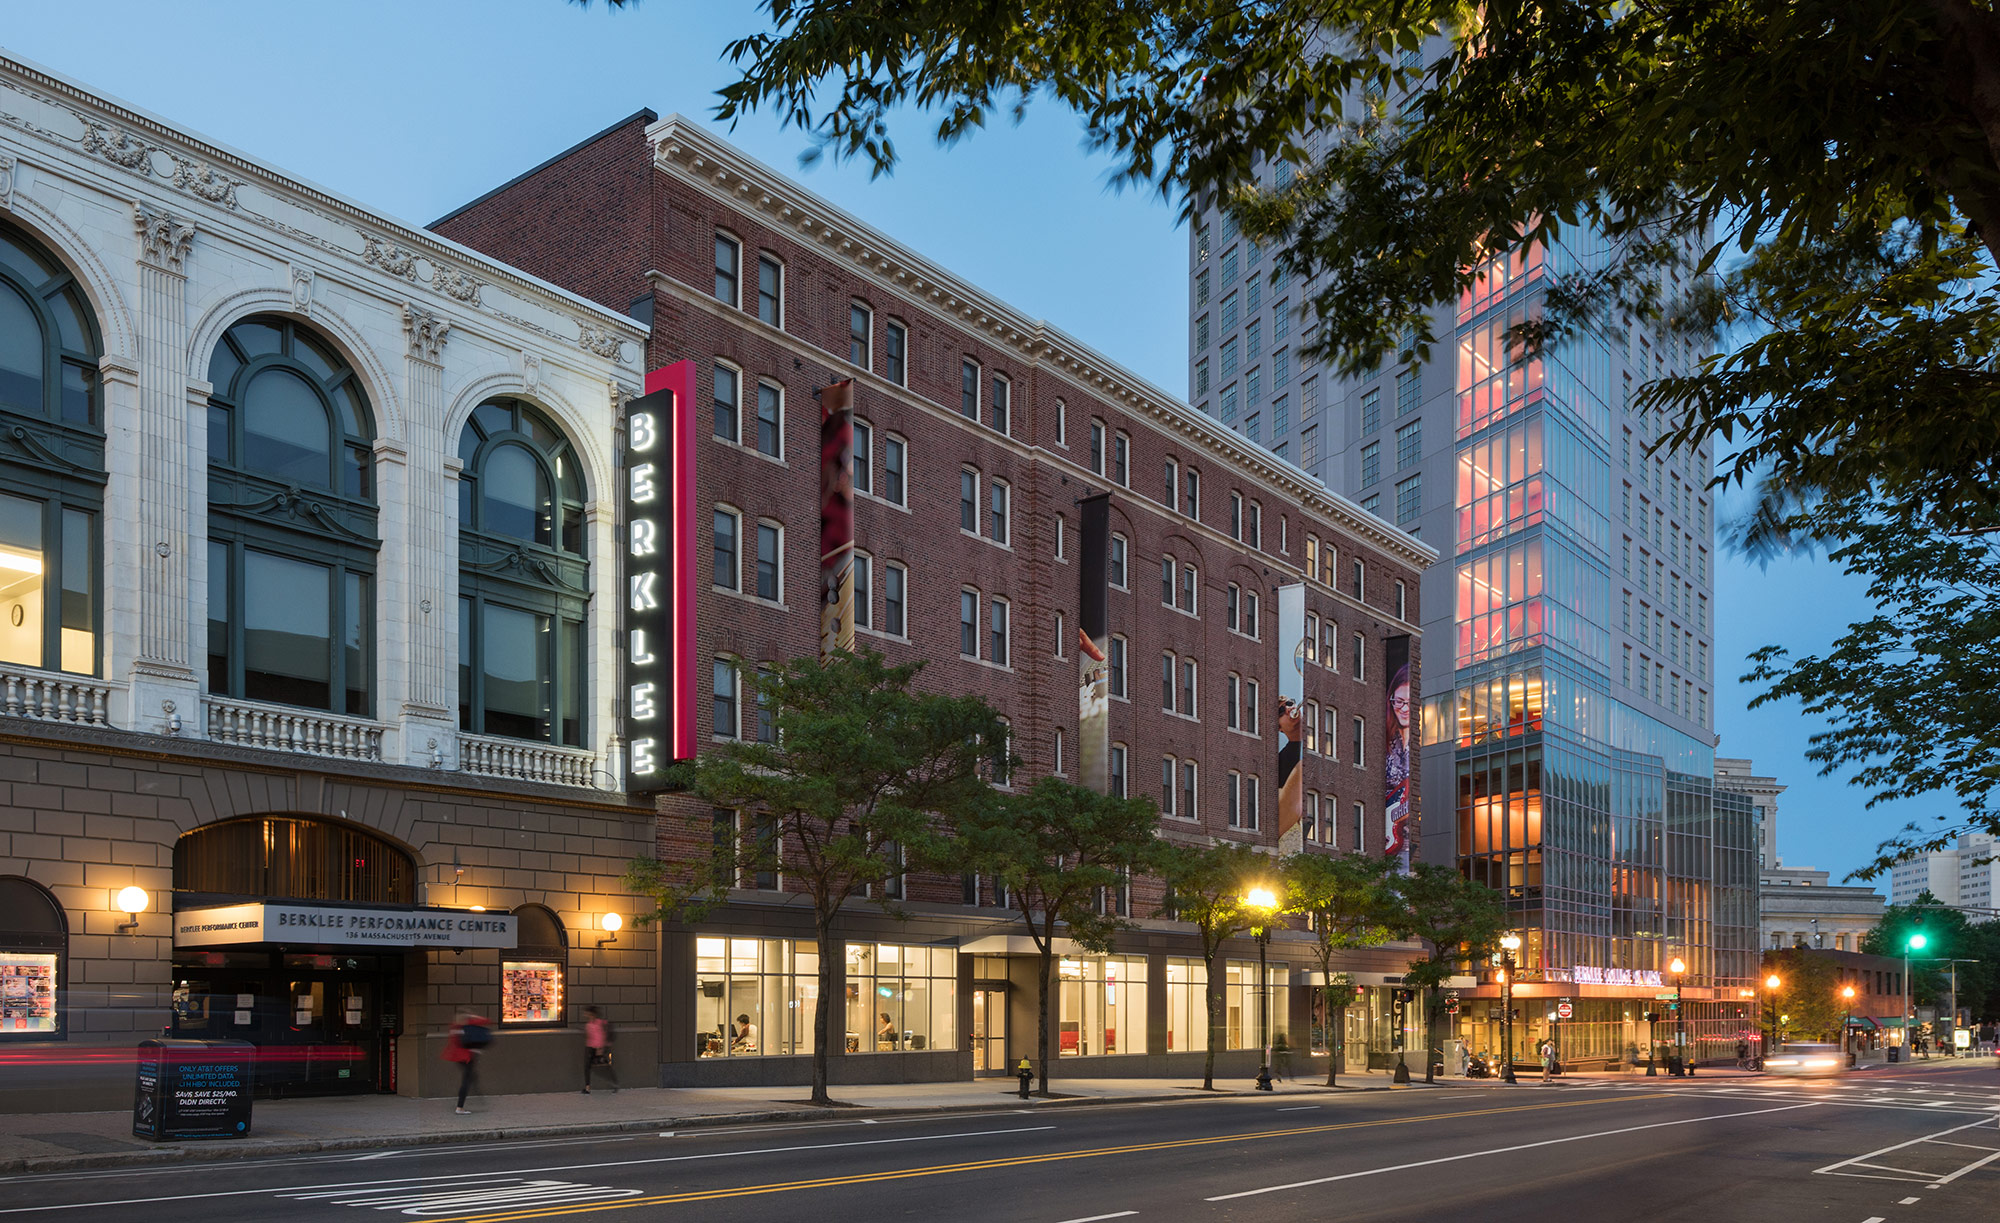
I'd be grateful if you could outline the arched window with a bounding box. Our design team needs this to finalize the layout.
[174,816,415,904]
[502,903,568,1026]
[0,221,103,677]
[206,316,377,716]
[457,397,590,747]
[0,876,67,1040]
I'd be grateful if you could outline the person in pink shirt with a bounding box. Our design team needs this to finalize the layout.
[583,1005,618,1093]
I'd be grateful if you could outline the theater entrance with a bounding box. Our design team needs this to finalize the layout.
[170,948,404,1096]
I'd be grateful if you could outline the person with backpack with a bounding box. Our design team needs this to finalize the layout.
[445,1011,492,1114]
[583,1005,618,1093]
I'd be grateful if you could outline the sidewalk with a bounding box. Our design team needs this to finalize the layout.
[0,1071,1410,1175]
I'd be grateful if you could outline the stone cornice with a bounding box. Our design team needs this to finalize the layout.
[0,53,644,354]
[649,115,1437,574]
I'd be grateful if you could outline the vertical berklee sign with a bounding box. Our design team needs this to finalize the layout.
[1077,493,1111,793]
[623,360,697,793]
[1383,634,1413,871]
[1276,583,1306,850]
[818,379,856,656]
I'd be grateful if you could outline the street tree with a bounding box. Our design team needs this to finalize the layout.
[623,649,1006,1105]
[946,777,1163,1096]
[678,0,2000,540]
[1861,892,1997,1017]
[1155,840,1271,1090]
[1388,863,1508,1083]
[1281,851,1397,1086]
[1762,948,1848,1043]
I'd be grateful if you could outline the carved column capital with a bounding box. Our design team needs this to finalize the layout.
[133,200,195,270]
[402,303,450,363]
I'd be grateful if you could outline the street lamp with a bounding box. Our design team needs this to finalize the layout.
[1761,973,1782,1070]
[1244,886,1279,1092]
[1498,932,1522,1084]
[1669,957,1687,1076]
[1840,984,1856,1066]
[1904,932,1927,1057]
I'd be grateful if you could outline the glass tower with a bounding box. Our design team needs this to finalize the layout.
[1187,117,1755,1065]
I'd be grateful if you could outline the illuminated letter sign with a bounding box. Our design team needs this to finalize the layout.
[623,361,697,792]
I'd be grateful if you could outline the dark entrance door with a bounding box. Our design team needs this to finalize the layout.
[171,950,402,1097]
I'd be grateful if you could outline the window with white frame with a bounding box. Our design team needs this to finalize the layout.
[1243,588,1259,638]
[1110,743,1127,797]
[1054,610,1066,656]
[1231,491,1244,539]
[883,562,906,637]
[849,303,872,369]
[990,479,1010,545]
[754,381,782,458]
[853,551,873,630]
[1184,468,1201,518]
[1304,612,1319,661]
[1161,755,1179,817]
[1243,774,1260,830]
[1181,656,1198,718]
[990,597,1010,667]
[1352,557,1365,600]
[1226,771,1242,827]
[991,374,1011,435]
[713,362,741,443]
[1395,579,1407,621]
[756,255,782,327]
[1055,399,1067,446]
[852,419,873,495]
[712,657,740,739]
[754,520,782,602]
[1351,632,1365,680]
[713,506,741,591]
[1304,700,1319,753]
[1113,431,1130,486]
[1161,554,1177,606]
[1351,715,1365,767]
[1160,651,1177,712]
[883,434,906,506]
[1054,513,1066,561]
[1179,563,1198,614]
[1246,501,1261,549]
[1054,726,1066,775]
[960,359,980,419]
[885,320,907,384]
[1109,634,1127,699]
[960,468,979,533]
[1323,704,1337,760]
[1243,679,1260,735]
[1227,674,1240,730]
[1090,419,1106,475]
[714,233,741,306]
[1180,760,1198,822]
[1227,583,1241,632]
[1163,458,1179,509]
[1110,533,1128,588]
[960,588,979,657]
[1322,618,1338,671]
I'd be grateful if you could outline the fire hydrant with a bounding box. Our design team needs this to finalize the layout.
[1016,1057,1034,1099]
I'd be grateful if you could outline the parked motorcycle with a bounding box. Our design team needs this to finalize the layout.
[1465,1051,1493,1079]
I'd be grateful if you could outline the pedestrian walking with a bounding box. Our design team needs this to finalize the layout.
[445,1011,492,1115]
[582,1005,618,1093]
[1539,1038,1557,1083]
[1735,1039,1749,1070]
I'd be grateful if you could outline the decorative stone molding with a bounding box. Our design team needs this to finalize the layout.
[80,117,154,170]
[574,318,624,362]
[433,265,483,304]
[132,200,195,270]
[0,153,14,210]
[290,264,315,315]
[168,155,240,209]
[522,350,541,393]
[401,303,450,362]
[363,232,418,280]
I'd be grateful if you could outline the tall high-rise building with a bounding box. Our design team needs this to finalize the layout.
[1889,833,1999,915]
[1186,73,1753,1065]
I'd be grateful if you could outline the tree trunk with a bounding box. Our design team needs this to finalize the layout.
[812,912,835,1106]
[1423,986,1438,1083]
[1203,952,1223,1090]
[1036,938,1054,1097]
[1325,991,1340,1088]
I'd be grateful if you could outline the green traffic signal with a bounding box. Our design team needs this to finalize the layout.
[1908,932,1928,951]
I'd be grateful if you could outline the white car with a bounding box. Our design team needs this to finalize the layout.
[1764,1042,1846,1077]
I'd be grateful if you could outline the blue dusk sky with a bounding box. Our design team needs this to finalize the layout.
[2,0,1944,887]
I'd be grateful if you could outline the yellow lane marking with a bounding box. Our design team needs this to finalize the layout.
[424,1094,1673,1223]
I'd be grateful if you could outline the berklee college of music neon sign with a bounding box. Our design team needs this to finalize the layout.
[622,361,696,791]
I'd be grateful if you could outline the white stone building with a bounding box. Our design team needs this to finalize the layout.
[0,52,657,1109]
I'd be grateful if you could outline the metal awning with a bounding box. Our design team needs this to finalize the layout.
[1846,1016,1880,1030]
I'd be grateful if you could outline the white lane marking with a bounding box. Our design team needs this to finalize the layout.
[351,1151,403,1161]
[1900,1197,1922,1204]
[1276,1106,1320,1112]
[0,1125,1057,1215]
[1053,1214,1136,1223]
[1927,1145,2000,1186]
[1206,1102,1821,1201]
[658,1132,674,1138]
[1862,1216,1887,1222]
[1814,1116,2000,1177]
[860,1119,879,1125]
[280,1177,643,1216]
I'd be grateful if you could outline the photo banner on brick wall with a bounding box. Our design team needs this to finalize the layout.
[1077,492,1111,793]
[624,360,696,793]
[818,379,856,656]
[1383,633,1413,872]
[1276,582,1305,850]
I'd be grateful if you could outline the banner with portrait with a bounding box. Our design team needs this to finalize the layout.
[1383,634,1413,872]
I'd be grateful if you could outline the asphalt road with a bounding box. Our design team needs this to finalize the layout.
[5,1064,2000,1223]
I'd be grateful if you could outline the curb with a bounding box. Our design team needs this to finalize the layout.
[0,1086,1365,1176]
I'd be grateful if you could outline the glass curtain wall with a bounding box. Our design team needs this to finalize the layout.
[1057,955,1147,1056]
[843,943,957,1052]
[1164,958,1207,1052]
[695,936,818,1058]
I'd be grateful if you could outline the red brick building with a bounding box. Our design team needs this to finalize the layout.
[436,113,1439,1085]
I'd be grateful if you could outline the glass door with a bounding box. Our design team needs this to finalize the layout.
[972,988,1007,1073]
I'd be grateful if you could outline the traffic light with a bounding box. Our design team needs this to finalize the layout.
[1645,1011,1660,1023]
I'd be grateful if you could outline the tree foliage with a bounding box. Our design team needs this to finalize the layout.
[1860,892,1999,1017]
[1745,500,2000,874]
[623,649,1006,1105]
[1762,947,1849,1043]
[1281,851,1397,1086]
[1387,863,1509,1082]
[1154,840,1272,1091]
[682,0,2000,533]
[948,777,1163,1093]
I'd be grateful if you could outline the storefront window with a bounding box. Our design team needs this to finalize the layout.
[1224,961,1289,1050]
[844,943,956,1053]
[501,904,567,1026]
[1165,958,1207,1052]
[696,936,818,1058]
[1057,955,1147,1056]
